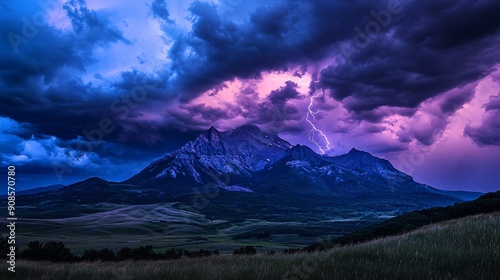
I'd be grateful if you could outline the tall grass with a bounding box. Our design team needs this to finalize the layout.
[2,213,499,280]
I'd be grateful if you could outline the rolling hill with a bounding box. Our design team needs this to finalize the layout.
[3,212,498,280]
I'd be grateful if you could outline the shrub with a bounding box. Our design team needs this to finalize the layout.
[20,241,76,262]
[233,246,256,255]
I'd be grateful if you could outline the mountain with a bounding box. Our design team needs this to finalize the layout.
[245,145,460,214]
[0,184,65,196]
[17,124,477,219]
[421,185,483,201]
[126,125,290,187]
[21,177,166,206]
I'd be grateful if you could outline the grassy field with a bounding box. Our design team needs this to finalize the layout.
[2,212,499,280]
[11,203,385,253]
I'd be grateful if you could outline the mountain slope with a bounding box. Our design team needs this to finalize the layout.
[126,125,290,186]
[16,125,477,219]
[421,184,483,201]
[253,145,459,207]
[0,184,65,196]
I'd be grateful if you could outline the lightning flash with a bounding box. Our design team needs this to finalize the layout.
[306,92,332,154]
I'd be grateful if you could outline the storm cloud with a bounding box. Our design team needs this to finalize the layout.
[465,92,500,146]
[0,0,499,191]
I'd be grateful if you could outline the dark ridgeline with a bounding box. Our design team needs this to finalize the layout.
[17,125,479,219]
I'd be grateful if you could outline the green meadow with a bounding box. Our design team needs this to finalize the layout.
[3,212,499,280]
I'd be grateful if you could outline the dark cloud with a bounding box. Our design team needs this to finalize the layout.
[395,127,412,143]
[0,115,200,188]
[403,83,477,145]
[402,1,500,50]
[331,126,349,134]
[293,66,308,78]
[351,110,388,123]
[0,2,171,152]
[484,93,500,111]
[411,117,447,146]
[209,83,229,96]
[268,81,303,104]
[167,0,376,103]
[167,80,305,134]
[181,103,241,123]
[439,85,476,114]
[63,0,130,45]
[319,0,500,119]
[0,0,142,145]
[0,26,84,85]
[366,142,407,153]
[161,0,500,126]
[465,93,500,146]
[150,0,174,23]
[363,124,385,134]
[237,82,305,133]
[4,0,498,150]
[0,68,183,160]
[0,77,115,139]
[1,0,499,191]
[234,80,260,111]
[347,106,416,124]
[248,100,303,134]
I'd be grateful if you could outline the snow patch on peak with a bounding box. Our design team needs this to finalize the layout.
[220,185,254,193]
[155,167,179,179]
[286,160,310,168]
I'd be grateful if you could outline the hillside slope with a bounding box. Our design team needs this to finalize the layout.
[4,213,499,280]
[306,190,500,251]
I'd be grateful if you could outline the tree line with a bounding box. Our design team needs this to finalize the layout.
[0,238,271,262]
[0,240,224,262]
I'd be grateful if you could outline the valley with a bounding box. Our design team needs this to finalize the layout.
[4,212,499,280]
[12,202,399,254]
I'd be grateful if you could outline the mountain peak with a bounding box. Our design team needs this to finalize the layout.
[333,147,398,175]
[347,147,370,156]
[83,176,108,183]
[59,177,109,192]
[290,144,313,151]
[229,124,291,149]
[202,126,222,141]
[234,124,261,132]
[231,124,264,137]
[286,145,323,160]
[348,147,360,153]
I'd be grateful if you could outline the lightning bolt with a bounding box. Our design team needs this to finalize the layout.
[306,92,332,154]
[267,72,332,153]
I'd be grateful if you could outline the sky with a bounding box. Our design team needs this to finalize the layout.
[0,0,499,192]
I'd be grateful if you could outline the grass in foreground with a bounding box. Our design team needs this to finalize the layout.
[2,213,499,280]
